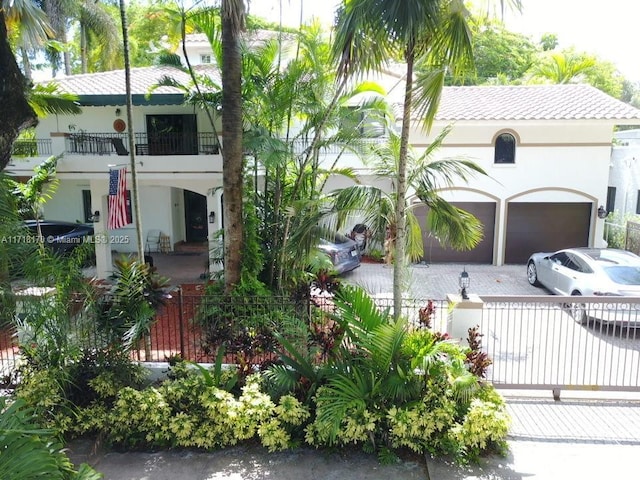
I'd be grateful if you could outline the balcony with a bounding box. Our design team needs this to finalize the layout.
[11,139,52,157]
[64,132,221,156]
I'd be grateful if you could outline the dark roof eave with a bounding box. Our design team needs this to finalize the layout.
[76,93,185,106]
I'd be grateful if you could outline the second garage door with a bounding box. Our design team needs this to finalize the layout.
[504,202,591,264]
[414,202,495,264]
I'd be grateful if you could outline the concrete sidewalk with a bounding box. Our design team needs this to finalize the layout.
[66,395,640,480]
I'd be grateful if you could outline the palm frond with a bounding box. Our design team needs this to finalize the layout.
[316,370,374,442]
[421,197,484,250]
[28,84,81,117]
[332,285,390,336]
[0,397,99,479]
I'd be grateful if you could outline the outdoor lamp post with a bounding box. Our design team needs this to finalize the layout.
[459,267,470,300]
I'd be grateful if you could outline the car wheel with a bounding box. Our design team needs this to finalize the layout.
[527,261,541,286]
[569,292,588,324]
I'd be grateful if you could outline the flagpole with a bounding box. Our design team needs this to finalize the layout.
[119,0,144,260]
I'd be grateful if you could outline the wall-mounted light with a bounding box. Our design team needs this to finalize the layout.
[115,108,121,117]
[459,267,470,300]
[597,206,608,219]
[90,210,100,223]
[209,211,215,224]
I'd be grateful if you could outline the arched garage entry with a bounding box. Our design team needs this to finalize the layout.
[504,202,591,264]
[414,202,496,264]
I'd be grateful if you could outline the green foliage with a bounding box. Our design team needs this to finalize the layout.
[186,351,239,393]
[98,256,170,350]
[448,388,510,459]
[10,155,60,221]
[0,397,101,479]
[197,280,303,379]
[90,373,309,452]
[604,210,640,249]
[459,18,537,85]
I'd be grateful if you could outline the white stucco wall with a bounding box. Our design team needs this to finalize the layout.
[609,146,640,216]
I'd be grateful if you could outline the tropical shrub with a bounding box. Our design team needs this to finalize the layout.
[96,257,170,351]
[271,285,509,462]
[0,397,101,479]
[73,370,309,453]
[604,210,640,249]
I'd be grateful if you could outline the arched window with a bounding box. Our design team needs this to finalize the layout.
[494,132,516,164]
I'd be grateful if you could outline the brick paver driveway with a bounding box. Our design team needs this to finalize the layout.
[343,263,546,300]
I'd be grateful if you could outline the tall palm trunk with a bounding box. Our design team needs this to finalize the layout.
[393,42,417,321]
[221,0,245,292]
[118,0,144,259]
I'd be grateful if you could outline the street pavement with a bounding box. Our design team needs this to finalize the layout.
[65,263,640,479]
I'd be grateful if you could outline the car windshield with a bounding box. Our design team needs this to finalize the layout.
[603,266,640,285]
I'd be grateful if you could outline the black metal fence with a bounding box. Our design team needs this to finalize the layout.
[0,291,436,379]
[4,291,640,395]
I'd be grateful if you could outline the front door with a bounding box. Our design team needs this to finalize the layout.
[184,190,207,242]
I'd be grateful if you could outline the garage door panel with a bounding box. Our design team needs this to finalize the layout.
[505,203,590,264]
[415,202,495,264]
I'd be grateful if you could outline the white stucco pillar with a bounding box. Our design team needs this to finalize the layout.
[494,201,507,266]
[446,293,484,343]
[89,179,112,280]
[207,190,223,273]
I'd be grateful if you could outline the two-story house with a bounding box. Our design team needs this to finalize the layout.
[9,35,640,279]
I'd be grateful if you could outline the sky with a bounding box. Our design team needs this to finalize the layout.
[248,0,640,82]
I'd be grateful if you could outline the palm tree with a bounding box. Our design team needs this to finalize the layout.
[0,7,38,172]
[333,0,474,318]
[528,50,596,84]
[78,0,120,73]
[221,0,246,292]
[330,126,486,266]
[2,0,53,80]
[118,0,144,258]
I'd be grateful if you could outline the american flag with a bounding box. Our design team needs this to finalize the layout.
[108,167,129,229]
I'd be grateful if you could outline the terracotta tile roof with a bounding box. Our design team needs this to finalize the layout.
[46,65,220,97]
[435,84,640,121]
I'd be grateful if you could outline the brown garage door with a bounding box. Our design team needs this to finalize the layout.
[414,202,495,264]
[504,202,591,264]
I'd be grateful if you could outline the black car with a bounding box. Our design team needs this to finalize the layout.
[24,220,94,255]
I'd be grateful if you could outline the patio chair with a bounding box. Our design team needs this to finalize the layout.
[145,229,162,253]
[111,137,129,156]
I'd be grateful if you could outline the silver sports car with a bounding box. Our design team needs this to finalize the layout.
[527,247,640,326]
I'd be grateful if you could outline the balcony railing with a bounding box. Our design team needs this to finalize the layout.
[62,132,388,157]
[11,139,52,157]
[64,132,221,156]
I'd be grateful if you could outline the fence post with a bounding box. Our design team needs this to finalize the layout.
[178,287,185,359]
[446,293,483,343]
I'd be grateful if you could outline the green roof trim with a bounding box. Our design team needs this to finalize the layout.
[77,94,185,106]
